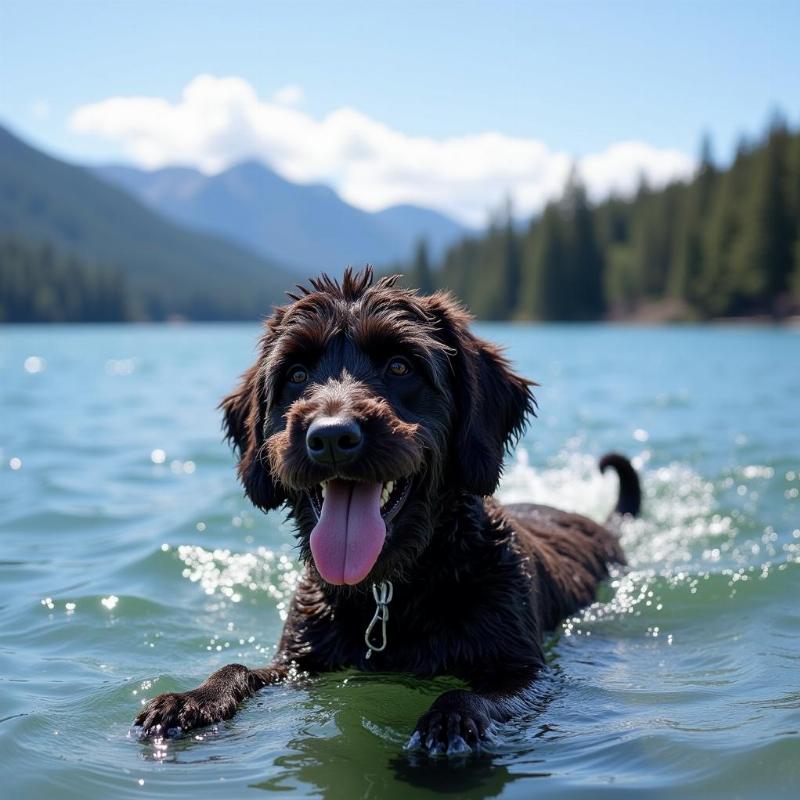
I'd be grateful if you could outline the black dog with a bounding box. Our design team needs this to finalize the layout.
[135,268,639,754]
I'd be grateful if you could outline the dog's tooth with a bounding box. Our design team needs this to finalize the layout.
[321,483,326,500]
[386,481,394,496]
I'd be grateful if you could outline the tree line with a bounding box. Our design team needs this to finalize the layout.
[402,116,800,321]
[0,237,132,322]
[0,235,281,323]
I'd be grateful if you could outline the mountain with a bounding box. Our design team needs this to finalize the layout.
[0,123,294,320]
[93,160,467,273]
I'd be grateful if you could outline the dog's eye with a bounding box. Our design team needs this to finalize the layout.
[287,365,308,385]
[387,357,412,377]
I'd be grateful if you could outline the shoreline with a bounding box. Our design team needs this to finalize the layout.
[2,316,799,328]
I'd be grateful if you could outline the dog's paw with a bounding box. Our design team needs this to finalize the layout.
[406,690,495,756]
[133,690,232,738]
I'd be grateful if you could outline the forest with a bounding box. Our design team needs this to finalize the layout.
[402,117,800,321]
[0,237,131,322]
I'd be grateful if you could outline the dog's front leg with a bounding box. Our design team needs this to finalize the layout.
[408,666,539,755]
[134,662,289,738]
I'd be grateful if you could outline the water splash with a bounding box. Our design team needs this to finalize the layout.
[499,447,738,570]
[176,544,301,615]
[498,446,798,643]
[498,449,618,520]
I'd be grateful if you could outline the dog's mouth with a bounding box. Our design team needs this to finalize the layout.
[307,476,411,521]
[305,477,412,586]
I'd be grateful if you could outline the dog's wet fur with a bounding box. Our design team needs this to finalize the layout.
[134,268,639,755]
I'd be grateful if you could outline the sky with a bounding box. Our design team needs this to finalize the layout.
[1,0,798,225]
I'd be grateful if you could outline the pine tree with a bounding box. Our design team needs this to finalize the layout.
[562,170,605,318]
[729,116,794,313]
[669,134,717,303]
[500,197,522,317]
[522,203,564,320]
[412,238,435,294]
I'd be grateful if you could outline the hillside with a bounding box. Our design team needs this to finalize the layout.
[0,124,294,320]
[93,160,467,273]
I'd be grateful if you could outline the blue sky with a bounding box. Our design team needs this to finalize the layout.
[1,0,797,223]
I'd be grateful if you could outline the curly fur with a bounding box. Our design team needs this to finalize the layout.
[136,266,639,754]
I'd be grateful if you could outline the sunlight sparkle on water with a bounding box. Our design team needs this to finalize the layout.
[105,358,136,376]
[24,355,45,373]
[167,458,196,474]
[177,544,300,611]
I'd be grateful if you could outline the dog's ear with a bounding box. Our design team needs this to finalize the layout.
[424,293,535,495]
[220,360,286,512]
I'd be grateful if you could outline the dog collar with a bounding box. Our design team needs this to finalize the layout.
[364,580,393,659]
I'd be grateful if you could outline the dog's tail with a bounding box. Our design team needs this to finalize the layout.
[599,452,641,518]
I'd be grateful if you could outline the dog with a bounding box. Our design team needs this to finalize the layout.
[134,267,640,755]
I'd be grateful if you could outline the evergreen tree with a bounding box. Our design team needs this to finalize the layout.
[500,197,522,317]
[562,170,605,318]
[412,238,435,294]
[789,132,800,297]
[471,222,506,319]
[669,133,717,302]
[699,146,750,316]
[731,116,795,311]
[521,203,564,320]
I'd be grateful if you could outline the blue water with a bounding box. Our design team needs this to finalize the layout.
[1,323,798,799]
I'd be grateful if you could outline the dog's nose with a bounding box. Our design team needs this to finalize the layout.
[306,416,363,465]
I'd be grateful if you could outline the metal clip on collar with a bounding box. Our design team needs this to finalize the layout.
[364,580,393,659]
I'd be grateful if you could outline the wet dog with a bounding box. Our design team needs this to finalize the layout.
[135,268,640,754]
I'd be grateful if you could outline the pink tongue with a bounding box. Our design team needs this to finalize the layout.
[310,480,386,585]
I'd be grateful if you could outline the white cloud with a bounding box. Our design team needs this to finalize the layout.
[69,75,695,226]
[273,84,304,107]
[579,141,694,202]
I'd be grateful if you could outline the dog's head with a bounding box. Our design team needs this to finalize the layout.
[221,268,535,587]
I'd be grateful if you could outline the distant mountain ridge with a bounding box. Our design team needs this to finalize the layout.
[93,160,467,273]
[0,123,294,319]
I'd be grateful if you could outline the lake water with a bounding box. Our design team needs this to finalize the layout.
[1,323,798,799]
